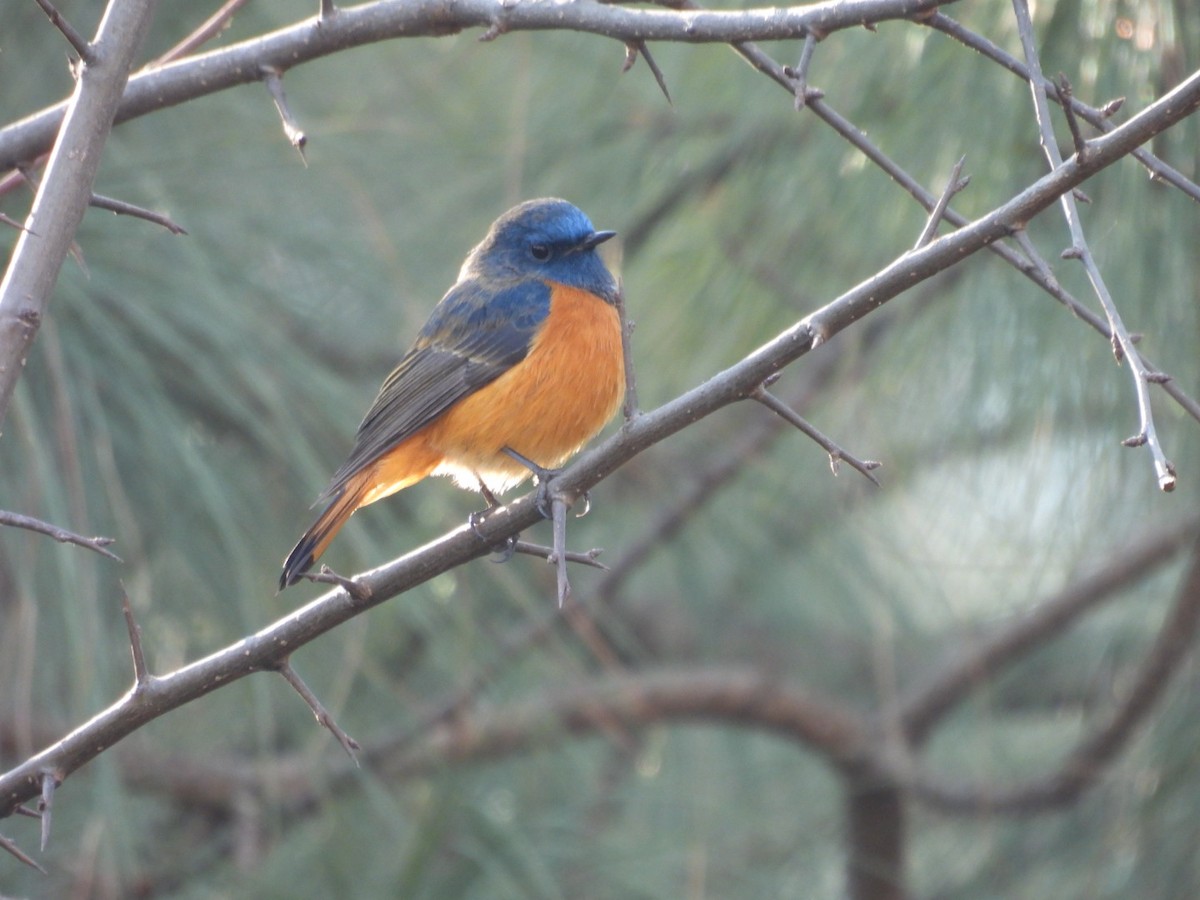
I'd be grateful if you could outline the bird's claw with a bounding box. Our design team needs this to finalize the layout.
[469,507,520,561]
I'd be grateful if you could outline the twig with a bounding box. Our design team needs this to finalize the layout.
[925,12,1200,204]
[913,155,968,249]
[261,67,308,160]
[276,660,361,761]
[0,0,955,174]
[783,31,822,109]
[511,540,608,570]
[320,0,338,21]
[1012,0,1175,491]
[0,831,45,874]
[33,0,94,64]
[89,192,187,234]
[622,40,672,104]
[0,509,122,562]
[120,584,150,687]
[152,0,253,66]
[750,381,881,484]
[0,212,27,231]
[712,27,1200,436]
[0,0,158,432]
[1055,73,1088,160]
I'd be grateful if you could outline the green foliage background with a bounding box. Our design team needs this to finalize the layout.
[2,0,1199,896]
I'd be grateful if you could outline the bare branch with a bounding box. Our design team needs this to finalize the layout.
[725,34,1200,433]
[751,382,881,484]
[1,67,1198,817]
[511,540,608,571]
[88,192,187,234]
[909,531,1200,814]
[0,0,956,172]
[0,509,121,562]
[784,31,821,109]
[1012,0,1175,491]
[901,518,1199,744]
[153,0,253,65]
[276,660,361,761]
[1054,73,1089,159]
[0,0,158,431]
[925,13,1200,203]
[913,155,968,249]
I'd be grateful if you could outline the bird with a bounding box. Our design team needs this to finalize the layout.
[279,198,625,589]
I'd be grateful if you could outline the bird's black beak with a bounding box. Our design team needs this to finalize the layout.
[581,230,617,250]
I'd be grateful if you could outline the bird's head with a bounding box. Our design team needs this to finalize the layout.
[462,198,619,303]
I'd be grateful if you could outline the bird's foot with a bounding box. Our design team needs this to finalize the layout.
[470,476,519,561]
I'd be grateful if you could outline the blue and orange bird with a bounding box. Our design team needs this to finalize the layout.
[280,198,625,589]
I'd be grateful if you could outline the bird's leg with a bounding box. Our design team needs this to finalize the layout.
[501,447,590,518]
[469,475,518,561]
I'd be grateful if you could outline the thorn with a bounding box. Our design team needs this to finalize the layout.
[550,496,572,608]
[119,583,150,687]
[1072,188,1091,204]
[625,40,672,105]
[90,193,187,234]
[277,660,361,762]
[479,21,507,41]
[1122,433,1148,448]
[261,67,308,163]
[615,281,640,422]
[38,770,59,852]
[33,0,94,65]
[1061,246,1084,260]
[0,832,46,874]
[302,565,372,603]
[789,32,819,110]
[0,212,29,232]
[914,155,968,249]
[1099,97,1125,118]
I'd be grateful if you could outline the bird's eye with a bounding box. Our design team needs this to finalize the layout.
[529,244,551,261]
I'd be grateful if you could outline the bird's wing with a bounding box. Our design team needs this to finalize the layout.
[317,277,551,501]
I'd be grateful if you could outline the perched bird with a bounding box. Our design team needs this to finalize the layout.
[280,198,625,589]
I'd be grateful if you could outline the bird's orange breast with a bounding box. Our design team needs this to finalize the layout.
[423,283,625,491]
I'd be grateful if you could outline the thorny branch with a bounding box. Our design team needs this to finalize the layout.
[0,510,121,562]
[1012,0,1176,491]
[2,64,1199,823]
[3,0,1200,885]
